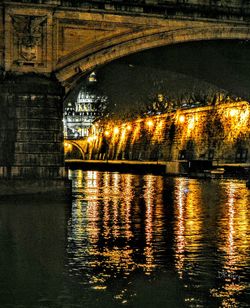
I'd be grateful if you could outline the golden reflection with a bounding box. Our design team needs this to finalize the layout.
[76,169,83,188]
[87,172,136,290]
[112,173,120,238]
[154,176,164,247]
[210,181,249,306]
[85,171,100,246]
[174,178,203,279]
[185,181,203,254]
[103,172,111,239]
[72,198,85,242]
[174,178,187,278]
[69,170,249,306]
[121,174,133,240]
[143,174,155,274]
[67,170,250,306]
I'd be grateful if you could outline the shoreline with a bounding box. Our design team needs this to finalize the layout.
[66,159,250,179]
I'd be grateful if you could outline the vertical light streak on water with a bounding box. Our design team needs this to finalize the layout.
[174,178,187,279]
[86,171,100,247]
[210,181,249,307]
[103,172,111,239]
[111,173,120,239]
[66,171,249,307]
[122,174,133,241]
[143,175,155,274]
[154,176,164,256]
[185,180,203,260]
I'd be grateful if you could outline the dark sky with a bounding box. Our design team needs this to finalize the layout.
[69,40,250,113]
[71,40,250,113]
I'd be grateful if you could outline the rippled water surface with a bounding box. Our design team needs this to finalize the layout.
[0,170,249,307]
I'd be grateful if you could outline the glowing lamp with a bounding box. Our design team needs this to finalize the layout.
[146,120,154,128]
[64,142,72,151]
[104,131,110,137]
[229,109,238,117]
[179,115,185,123]
[114,127,119,134]
[126,125,132,131]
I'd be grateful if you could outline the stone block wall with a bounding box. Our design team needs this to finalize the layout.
[0,74,66,180]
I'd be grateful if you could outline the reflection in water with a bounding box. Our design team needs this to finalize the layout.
[174,178,187,279]
[174,179,204,306]
[174,179,203,276]
[210,182,249,307]
[67,171,249,307]
[0,172,249,307]
[143,175,155,274]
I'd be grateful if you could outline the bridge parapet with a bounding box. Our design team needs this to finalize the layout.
[1,0,250,84]
[2,1,250,20]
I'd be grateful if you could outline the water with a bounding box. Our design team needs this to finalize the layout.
[0,170,249,307]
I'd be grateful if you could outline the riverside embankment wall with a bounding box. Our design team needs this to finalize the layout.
[66,102,250,165]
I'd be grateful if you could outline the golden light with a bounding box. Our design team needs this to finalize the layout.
[126,124,132,131]
[178,115,185,124]
[146,120,154,128]
[104,131,110,137]
[187,116,195,130]
[87,136,93,142]
[131,121,141,144]
[114,127,119,134]
[64,141,72,151]
[229,108,238,117]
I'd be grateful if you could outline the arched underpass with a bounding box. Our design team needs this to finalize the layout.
[1,0,250,194]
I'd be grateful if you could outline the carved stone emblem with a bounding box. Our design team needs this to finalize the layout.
[12,15,46,63]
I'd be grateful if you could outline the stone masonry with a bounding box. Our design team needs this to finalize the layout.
[0,0,250,194]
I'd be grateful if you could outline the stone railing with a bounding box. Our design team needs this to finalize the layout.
[3,1,250,20]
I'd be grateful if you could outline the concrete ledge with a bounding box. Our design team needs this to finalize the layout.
[165,161,188,175]
[0,179,72,199]
[66,159,166,174]
[66,159,250,179]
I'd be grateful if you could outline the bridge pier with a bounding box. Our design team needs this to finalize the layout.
[0,73,70,197]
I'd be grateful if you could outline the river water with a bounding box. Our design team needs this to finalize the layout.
[0,170,249,307]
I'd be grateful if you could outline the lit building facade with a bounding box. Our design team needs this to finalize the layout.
[64,73,106,138]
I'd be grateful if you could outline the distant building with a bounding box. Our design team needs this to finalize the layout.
[64,73,107,138]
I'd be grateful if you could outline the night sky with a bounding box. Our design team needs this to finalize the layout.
[71,40,250,114]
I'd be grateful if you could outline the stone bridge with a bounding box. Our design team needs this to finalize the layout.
[0,0,250,194]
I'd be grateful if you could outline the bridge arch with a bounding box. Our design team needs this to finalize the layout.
[64,140,86,160]
[56,23,250,91]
